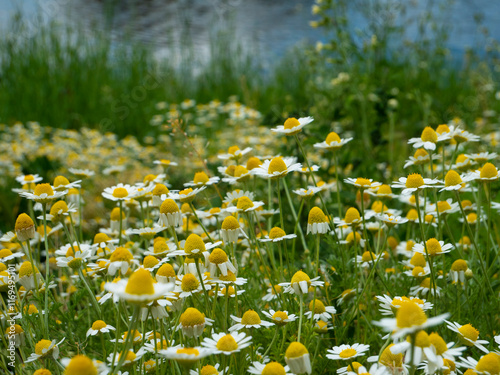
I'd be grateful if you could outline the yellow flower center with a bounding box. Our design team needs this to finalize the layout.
[326,132,341,145]
[184,234,206,256]
[405,173,425,188]
[395,302,427,328]
[63,355,97,375]
[15,213,35,231]
[437,201,452,212]
[410,252,426,267]
[412,267,425,277]
[378,184,393,195]
[371,201,388,213]
[308,207,327,224]
[219,271,237,282]
[160,199,179,214]
[268,157,287,174]
[216,335,238,352]
[221,216,239,230]
[35,339,53,356]
[456,154,469,165]
[262,362,287,375]
[421,127,438,143]
[467,213,477,223]
[475,353,500,375]
[221,286,236,296]
[291,270,311,285]
[200,365,219,375]
[19,261,39,277]
[225,165,236,176]
[436,124,450,134]
[425,238,442,256]
[272,285,282,294]
[347,362,363,373]
[458,324,479,344]
[451,259,467,272]
[180,308,205,327]
[272,311,289,324]
[241,310,262,325]
[143,256,159,269]
[93,233,110,244]
[339,348,358,358]
[379,344,403,367]
[429,333,448,355]
[346,231,362,244]
[445,170,462,187]
[179,188,194,202]
[420,277,432,289]
[228,145,240,155]
[234,166,249,178]
[285,342,308,359]
[308,299,326,314]
[125,268,155,295]
[154,240,170,254]
[284,117,300,130]
[118,350,136,362]
[236,196,254,210]
[91,320,107,330]
[152,184,169,196]
[110,247,133,262]
[344,207,361,224]
[414,148,429,159]
[110,207,125,221]
[246,157,262,170]
[34,183,54,196]
[112,187,128,198]
[411,330,431,347]
[480,162,498,179]
[269,227,286,239]
[177,347,200,356]
[361,251,376,262]
[0,249,13,258]
[181,274,200,292]
[209,248,228,264]
[354,178,372,187]
[157,263,175,277]
[193,172,210,185]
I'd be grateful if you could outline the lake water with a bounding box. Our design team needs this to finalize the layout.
[1,0,500,62]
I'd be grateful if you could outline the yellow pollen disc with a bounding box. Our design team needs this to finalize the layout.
[456,154,469,164]
[19,261,39,277]
[268,157,287,174]
[143,174,157,184]
[110,247,133,262]
[326,132,341,144]
[429,333,448,355]
[221,216,239,230]
[200,365,219,375]
[65,247,77,257]
[344,207,361,224]
[451,259,467,272]
[308,299,326,314]
[222,286,236,295]
[181,203,191,214]
[143,256,159,269]
[354,177,372,187]
[269,227,286,239]
[444,359,456,373]
[458,324,479,343]
[308,206,327,224]
[181,274,200,292]
[406,210,418,223]
[160,199,179,214]
[467,213,477,223]
[15,213,35,231]
[219,271,237,282]
[410,330,431,347]
[272,285,282,294]
[421,126,438,142]
[177,347,200,356]
[414,148,429,158]
[284,117,300,130]
[110,207,125,221]
[91,320,107,330]
[463,370,477,375]
[339,348,357,358]
[179,188,194,202]
[347,362,363,372]
[405,240,415,251]
[209,248,228,264]
[395,302,427,328]
[236,196,254,210]
[180,308,205,327]
[225,165,236,177]
[480,162,498,179]
[412,267,425,277]
[25,304,39,314]
[437,201,452,212]
[379,344,403,367]
[24,175,35,182]
[371,201,387,213]
[378,184,393,195]
[361,251,376,262]
[228,145,240,155]
[234,166,249,178]
[35,339,53,355]
[93,233,110,244]
[286,342,308,359]
[241,310,262,325]
[291,270,310,285]
[346,231,361,244]
[184,234,206,255]
[410,252,427,268]
[1,262,9,271]
[154,240,169,254]
[405,173,425,189]
[436,124,450,134]
[272,311,289,322]
[64,354,97,375]
[152,184,169,196]
[262,362,286,375]
[0,249,13,257]
[424,214,435,224]
[157,263,175,277]
[445,170,462,187]
[112,187,128,198]
[425,238,442,256]
[34,183,54,197]
[193,172,210,185]
[420,278,431,289]
[125,268,155,295]
[475,353,500,375]
[246,157,262,170]
[216,335,238,351]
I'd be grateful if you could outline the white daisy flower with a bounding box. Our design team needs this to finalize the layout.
[279,270,324,295]
[304,299,337,322]
[102,183,139,201]
[376,295,433,316]
[271,116,314,135]
[201,332,252,355]
[262,310,297,326]
[327,343,370,361]
[412,239,453,257]
[25,338,65,363]
[252,156,302,179]
[229,310,274,331]
[445,321,490,353]
[16,174,43,185]
[259,227,297,242]
[218,146,253,160]
[184,172,220,188]
[344,177,382,190]
[314,132,353,150]
[392,174,439,196]
[86,320,116,337]
[248,361,292,375]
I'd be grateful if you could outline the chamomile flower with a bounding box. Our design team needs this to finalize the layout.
[102,183,139,201]
[458,353,500,375]
[86,320,115,337]
[177,307,213,338]
[25,338,65,363]
[413,238,453,257]
[467,162,499,182]
[0,248,24,262]
[304,299,337,322]
[404,148,431,168]
[53,175,81,191]
[252,156,302,179]
[224,196,265,213]
[208,248,237,276]
[392,173,439,196]
[218,145,253,161]
[55,242,95,270]
[451,128,480,144]
[335,207,363,228]
[410,277,442,297]
[259,227,297,242]
[20,183,66,203]
[201,332,252,355]
[449,259,470,284]
[445,321,490,353]
[327,343,370,361]
[106,246,140,275]
[376,295,433,316]
[307,206,330,234]
[229,310,274,332]
[465,152,498,163]
[355,251,384,268]
[159,346,213,366]
[69,168,95,178]
[408,126,449,150]
[271,116,314,135]
[376,214,409,227]
[344,177,382,190]
[107,349,144,368]
[279,270,324,295]
[60,354,109,375]
[262,284,283,302]
[314,132,353,150]
[16,174,43,185]
[292,186,323,199]
[190,364,228,375]
[220,215,246,244]
[262,310,297,326]
[184,171,220,187]
[128,225,167,240]
[285,342,312,375]
[174,273,211,298]
[169,186,207,203]
[248,362,293,375]
[390,330,438,366]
